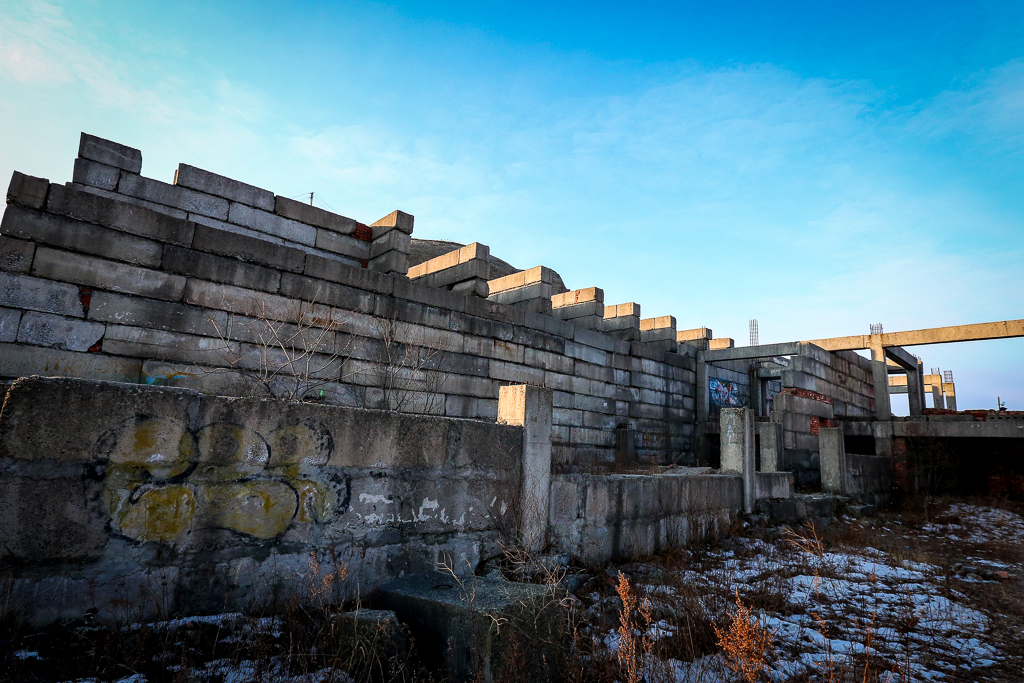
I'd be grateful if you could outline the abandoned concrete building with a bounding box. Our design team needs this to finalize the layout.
[2,133,1023,630]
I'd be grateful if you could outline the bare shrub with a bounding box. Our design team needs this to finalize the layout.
[712,589,775,683]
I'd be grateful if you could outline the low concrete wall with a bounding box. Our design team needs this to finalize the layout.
[548,470,741,564]
[0,377,523,626]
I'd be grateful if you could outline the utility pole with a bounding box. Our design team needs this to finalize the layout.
[309,192,314,205]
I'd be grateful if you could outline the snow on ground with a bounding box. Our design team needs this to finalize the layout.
[585,502,1024,682]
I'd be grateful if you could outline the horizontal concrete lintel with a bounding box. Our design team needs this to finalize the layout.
[701,341,803,362]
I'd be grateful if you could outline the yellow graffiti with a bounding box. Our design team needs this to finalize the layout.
[110,418,194,477]
[205,481,297,538]
[269,424,328,466]
[197,424,269,466]
[118,485,195,541]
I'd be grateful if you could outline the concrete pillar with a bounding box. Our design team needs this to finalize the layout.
[756,421,784,472]
[906,364,924,416]
[819,426,847,495]
[942,381,957,411]
[498,384,553,552]
[720,407,755,513]
[869,336,892,420]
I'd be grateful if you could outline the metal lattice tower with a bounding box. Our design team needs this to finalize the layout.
[870,323,884,335]
[749,319,759,347]
[944,370,953,383]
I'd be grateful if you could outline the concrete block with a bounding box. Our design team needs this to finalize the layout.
[408,244,489,280]
[444,395,498,420]
[498,384,553,551]
[183,279,301,323]
[32,248,186,302]
[0,343,141,382]
[577,327,614,356]
[315,227,370,259]
[191,223,306,273]
[372,573,562,682]
[487,280,551,306]
[0,271,83,317]
[102,324,238,365]
[487,266,557,295]
[489,359,545,385]
[279,272,374,312]
[640,315,676,332]
[564,340,608,366]
[89,291,228,337]
[720,407,755,513]
[552,300,603,319]
[174,164,274,210]
[274,195,358,234]
[162,245,281,293]
[602,314,640,331]
[708,338,734,349]
[604,302,640,318]
[368,250,408,275]
[369,210,414,237]
[755,472,793,500]
[16,311,104,351]
[68,182,189,220]
[1,204,163,268]
[566,314,602,330]
[525,347,574,375]
[370,228,411,259]
[450,278,488,297]
[118,173,230,220]
[552,287,602,307]
[0,307,20,342]
[6,171,48,209]
[0,236,35,273]
[72,157,119,191]
[678,327,712,342]
[228,202,317,246]
[304,253,394,295]
[46,184,195,246]
[819,426,847,494]
[79,133,142,173]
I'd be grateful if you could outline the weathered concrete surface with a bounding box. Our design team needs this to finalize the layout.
[371,571,565,683]
[548,471,741,563]
[721,407,755,513]
[498,384,553,552]
[0,377,523,626]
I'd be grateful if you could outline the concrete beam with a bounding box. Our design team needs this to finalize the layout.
[701,341,801,362]
[807,318,1024,351]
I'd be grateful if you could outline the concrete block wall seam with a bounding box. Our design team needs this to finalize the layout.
[174,164,275,211]
[274,196,359,235]
[2,204,164,269]
[118,173,229,221]
[47,184,196,246]
[78,133,143,173]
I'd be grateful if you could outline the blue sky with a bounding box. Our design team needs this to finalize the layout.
[1,0,1022,411]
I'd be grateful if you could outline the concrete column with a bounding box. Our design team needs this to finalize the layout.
[869,335,892,420]
[906,364,924,416]
[720,407,755,513]
[819,426,847,494]
[498,384,553,553]
[756,421,784,472]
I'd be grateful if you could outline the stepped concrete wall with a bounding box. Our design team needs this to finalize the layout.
[1,134,699,468]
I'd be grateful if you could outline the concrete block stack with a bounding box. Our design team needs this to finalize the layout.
[677,327,712,351]
[369,210,413,275]
[640,316,677,353]
[407,242,490,296]
[486,266,558,314]
[602,302,641,341]
[0,131,705,469]
[66,133,400,271]
[551,287,604,330]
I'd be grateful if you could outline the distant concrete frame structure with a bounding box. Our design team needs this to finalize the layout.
[804,318,1023,417]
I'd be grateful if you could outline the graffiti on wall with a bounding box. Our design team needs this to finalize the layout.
[709,377,742,407]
